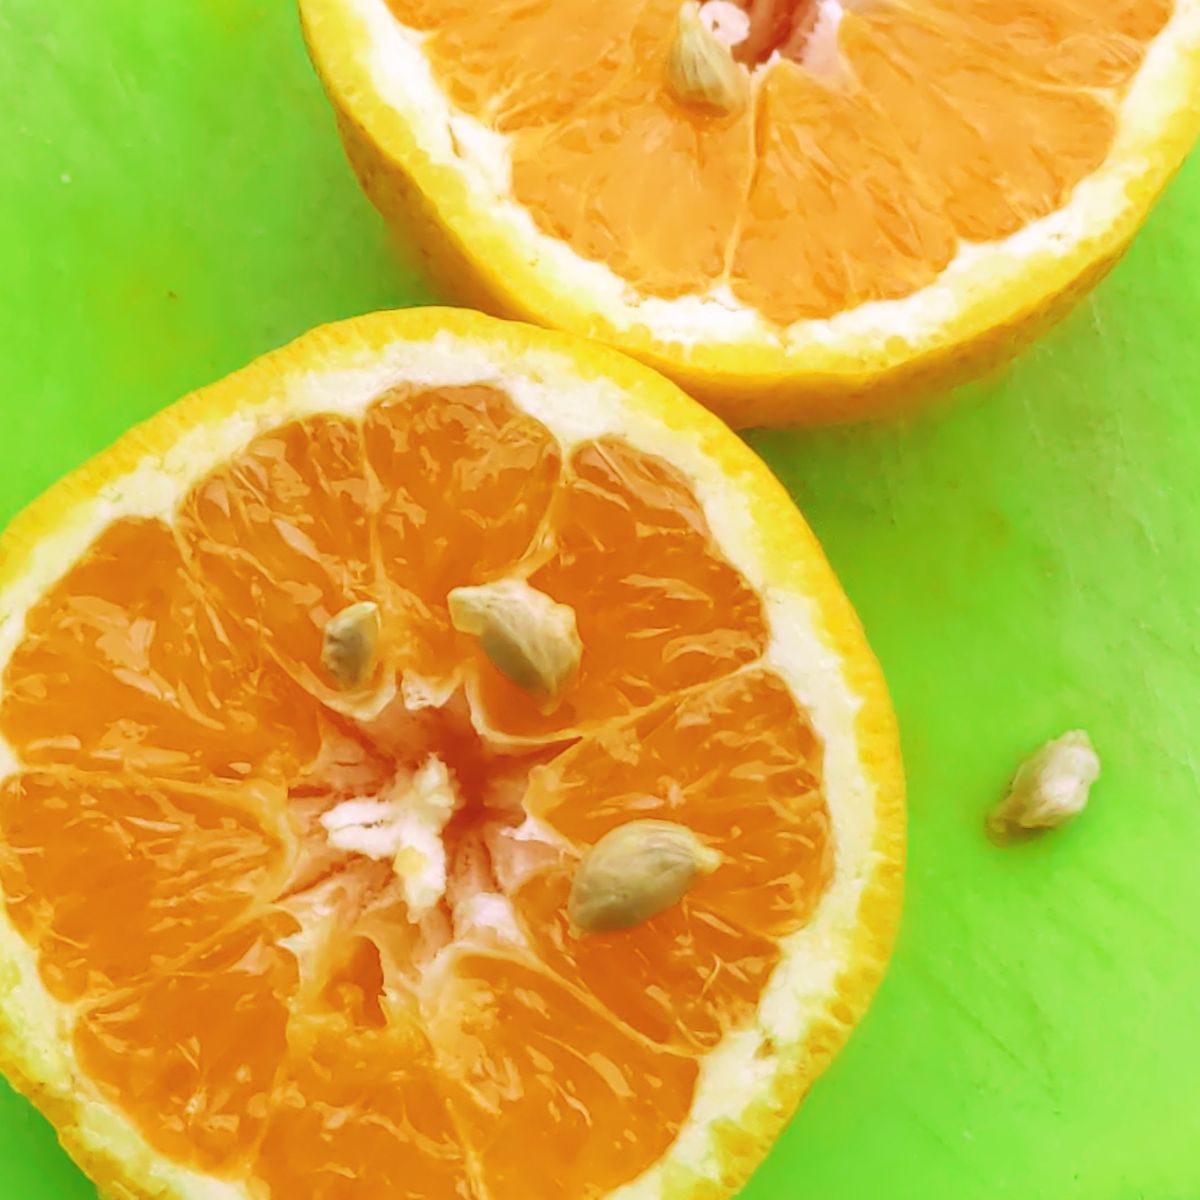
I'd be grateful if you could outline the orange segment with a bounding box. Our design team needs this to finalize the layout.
[731,65,957,324]
[470,437,769,738]
[176,414,375,694]
[363,384,561,684]
[74,916,298,1171]
[260,1016,473,1200]
[0,771,286,1001]
[318,935,389,1028]
[916,0,1172,88]
[509,0,756,298]
[396,0,756,297]
[431,953,698,1200]
[514,868,780,1051]
[0,518,318,782]
[392,0,645,134]
[512,99,754,299]
[528,670,830,938]
[384,0,472,26]
[840,5,1116,243]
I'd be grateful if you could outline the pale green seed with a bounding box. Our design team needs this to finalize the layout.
[569,820,721,934]
[448,579,581,706]
[321,601,381,690]
[666,2,747,115]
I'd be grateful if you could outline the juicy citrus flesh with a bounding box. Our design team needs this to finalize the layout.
[0,383,833,1197]
[382,0,1170,325]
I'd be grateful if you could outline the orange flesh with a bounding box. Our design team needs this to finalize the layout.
[384,0,1171,323]
[0,385,830,1196]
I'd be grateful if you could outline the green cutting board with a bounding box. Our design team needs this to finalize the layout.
[2,3,1198,1198]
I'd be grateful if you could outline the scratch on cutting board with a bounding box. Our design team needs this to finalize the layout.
[909,960,1061,1099]
[1017,387,1087,607]
[893,1098,978,1164]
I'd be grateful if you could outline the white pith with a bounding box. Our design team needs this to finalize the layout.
[0,330,880,1198]
[698,0,751,47]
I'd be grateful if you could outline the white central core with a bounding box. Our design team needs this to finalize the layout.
[320,754,462,919]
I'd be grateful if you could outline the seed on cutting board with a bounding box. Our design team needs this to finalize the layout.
[569,820,722,933]
[988,730,1100,838]
[447,579,582,705]
[321,601,381,689]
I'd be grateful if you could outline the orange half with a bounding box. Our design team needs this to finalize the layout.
[301,0,1200,424]
[0,309,903,1199]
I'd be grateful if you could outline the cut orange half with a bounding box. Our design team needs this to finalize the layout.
[301,0,1200,425]
[0,309,902,1199]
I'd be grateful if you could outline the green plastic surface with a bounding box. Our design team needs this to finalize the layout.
[2,3,1199,1198]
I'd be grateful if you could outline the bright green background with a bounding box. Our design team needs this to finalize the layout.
[2,3,1199,1198]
